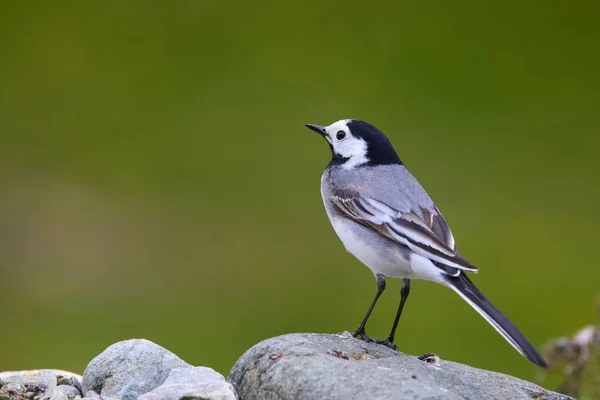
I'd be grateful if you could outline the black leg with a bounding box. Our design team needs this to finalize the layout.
[377,278,411,350]
[352,274,386,342]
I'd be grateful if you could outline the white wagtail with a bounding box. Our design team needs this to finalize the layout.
[305,119,547,367]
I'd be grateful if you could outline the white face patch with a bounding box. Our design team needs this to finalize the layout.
[324,119,369,169]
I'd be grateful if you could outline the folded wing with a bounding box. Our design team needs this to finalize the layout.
[330,190,478,275]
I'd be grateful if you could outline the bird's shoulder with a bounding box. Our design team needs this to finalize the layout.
[326,164,434,214]
[324,164,457,253]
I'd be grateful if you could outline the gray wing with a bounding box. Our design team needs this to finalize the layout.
[327,165,478,274]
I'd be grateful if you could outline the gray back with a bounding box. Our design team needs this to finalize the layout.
[323,164,436,218]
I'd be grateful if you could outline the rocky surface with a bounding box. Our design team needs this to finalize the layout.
[138,367,236,400]
[228,332,572,400]
[1,335,569,400]
[81,339,236,400]
[0,369,84,400]
[81,339,191,399]
[0,340,235,400]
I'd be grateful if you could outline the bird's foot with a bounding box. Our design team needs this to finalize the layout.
[353,329,398,350]
[352,327,376,343]
[375,337,398,351]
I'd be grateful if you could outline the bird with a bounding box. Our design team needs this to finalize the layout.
[304,119,547,367]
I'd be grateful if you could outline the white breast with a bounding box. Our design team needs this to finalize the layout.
[325,208,414,278]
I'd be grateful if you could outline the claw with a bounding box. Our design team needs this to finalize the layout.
[375,337,398,351]
[352,327,365,338]
[353,329,397,350]
[353,328,376,343]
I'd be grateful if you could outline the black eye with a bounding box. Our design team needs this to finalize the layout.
[336,130,346,140]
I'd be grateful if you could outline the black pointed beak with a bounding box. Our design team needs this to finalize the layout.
[305,124,326,136]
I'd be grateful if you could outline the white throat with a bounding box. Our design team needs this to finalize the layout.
[338,139,369,169]
[325,119,370,169]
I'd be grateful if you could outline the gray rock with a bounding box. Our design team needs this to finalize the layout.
[82,339,191,399]
[0,370,57,400]
[0,370,83,400]
[138,367,237,400]
[44,387,69,400]
[56,375,82,394]
[228,332,572,400]
[83,391,99,398]
[55,385,81,399]
[0,370,82,383]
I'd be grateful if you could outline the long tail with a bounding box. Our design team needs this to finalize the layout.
[445,273,547,367]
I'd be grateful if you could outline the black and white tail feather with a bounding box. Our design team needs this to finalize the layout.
[445,273,547,367]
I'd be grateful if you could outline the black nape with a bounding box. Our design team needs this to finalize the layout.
[346,120,403,166]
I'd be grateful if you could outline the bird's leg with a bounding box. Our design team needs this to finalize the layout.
[377,278,411,350]
[353,274,386,343]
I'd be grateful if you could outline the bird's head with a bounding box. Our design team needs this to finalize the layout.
[305,119,402,169]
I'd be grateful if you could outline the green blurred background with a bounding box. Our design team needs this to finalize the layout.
[1,0,598,384]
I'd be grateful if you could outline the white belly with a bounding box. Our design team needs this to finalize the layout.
[328,211,413,278]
